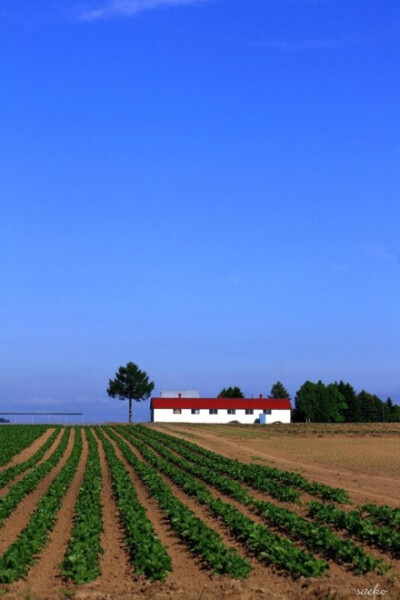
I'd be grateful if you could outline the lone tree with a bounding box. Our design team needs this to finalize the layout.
[219,386,245,398]
[107,361,154,423]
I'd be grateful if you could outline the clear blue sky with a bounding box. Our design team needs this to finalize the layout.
[1,0,399,423]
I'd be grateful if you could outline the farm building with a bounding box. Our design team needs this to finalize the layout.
[151,391,291,424]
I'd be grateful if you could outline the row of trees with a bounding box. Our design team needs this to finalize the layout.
[293,380,400,423]
[219,380,400,423]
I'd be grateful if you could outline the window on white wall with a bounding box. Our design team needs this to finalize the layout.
[245,409,254,415]
[191,409,200,414]
[173,409,182,414]
[209,409,218,414]
[263,409,272,415]
[227,409,236,415]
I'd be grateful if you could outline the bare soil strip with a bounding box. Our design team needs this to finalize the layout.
[10,429,89,600]
[158,425,400,506]
[0,429,75,556]
[0,428,55,473]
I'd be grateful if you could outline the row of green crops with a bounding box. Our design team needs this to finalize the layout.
[104,428,252,578]
[360,504,400,529]
[0,427,61,490]
[0,425,50,467]
[308,501,400,557]
[61,428,103,583]
[0,428,70,529]
[113,426,327,578]
[0,428,83,583]
[138,425,349,503]
[138,426,300,503]
[94,427,172,581]
[128,426,384,574]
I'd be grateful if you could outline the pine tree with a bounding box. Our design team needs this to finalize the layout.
[358,390,382,422]
[334,381,361,422]
[107,361,154,423]
[268,381,290,399]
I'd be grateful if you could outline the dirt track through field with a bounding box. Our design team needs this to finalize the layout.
[159,426,400,506]
[0,428,75,556]
[0,428,55,473]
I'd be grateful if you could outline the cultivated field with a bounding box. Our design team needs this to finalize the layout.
[0,424,398,600]
[158,423,400,506]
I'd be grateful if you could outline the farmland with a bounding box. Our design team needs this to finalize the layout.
[0,424,399,599]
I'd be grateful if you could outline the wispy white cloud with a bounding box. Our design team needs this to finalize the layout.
[80,0,205,21]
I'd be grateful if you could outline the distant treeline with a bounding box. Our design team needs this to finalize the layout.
[220,381,399,423]
[292,380,399,423]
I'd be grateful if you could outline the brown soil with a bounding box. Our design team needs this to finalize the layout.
[0,425,399,600]
[0,428,55,472]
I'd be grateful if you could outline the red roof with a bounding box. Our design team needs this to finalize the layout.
[151,398,291,410]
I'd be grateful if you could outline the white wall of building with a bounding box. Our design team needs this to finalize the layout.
[152,408,291,424]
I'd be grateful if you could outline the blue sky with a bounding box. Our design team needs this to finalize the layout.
[1,0,399,423]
